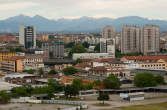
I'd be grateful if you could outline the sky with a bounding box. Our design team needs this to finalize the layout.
[0,0,167,20]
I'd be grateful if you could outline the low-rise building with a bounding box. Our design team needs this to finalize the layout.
[23,54,44,70]
[73,53,114,60]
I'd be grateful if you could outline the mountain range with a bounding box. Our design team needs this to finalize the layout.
[1,15,167,33]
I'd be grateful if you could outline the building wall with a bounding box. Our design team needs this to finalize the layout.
[121,26,140,54]
[141,25,160,55]
[73,53,114,60]
[0,52,16,61]
[19,24,36,49]
[100,38,115,58]
[102,26,116,39]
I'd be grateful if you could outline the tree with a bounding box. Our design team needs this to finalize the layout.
[38,68,44,75]
[48,79,64,92]
[94,43,100,53]
[103,74,121,89]
[76,58,83,64]
[134,72,157,87]
[48,69,58,74]
[65,42,75,48]
[72,79,83,90]
[0,90,10,104]
[68,45,87,58]
[84,83,93,90]
[154,75,165,85]
[36,40,42,48]
[63,67,78,75]
[26,69,35,74]
[93,80,102,86]
[82,42,90,48]
[64,85,79,98]
[97,93,109,104]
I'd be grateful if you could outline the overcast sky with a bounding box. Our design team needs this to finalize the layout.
[0,0,167,20]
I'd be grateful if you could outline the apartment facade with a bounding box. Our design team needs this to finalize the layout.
[19,24,36,49]
[121,25,160,55]
[121,26,140,54]
[42,41,64,58]
[102,26,116,39]
[140,25,160,55]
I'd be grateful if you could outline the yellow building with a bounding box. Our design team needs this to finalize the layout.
[139,59,167,70]
[0,51,16,61]
[1,56,24,72]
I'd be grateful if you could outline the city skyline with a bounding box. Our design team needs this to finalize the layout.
[0,0,167,20]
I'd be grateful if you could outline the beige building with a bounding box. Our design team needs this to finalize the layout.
[121,26,140,54]
[140,25,160,55]
[121,25,160,55]
[102,26,116,39]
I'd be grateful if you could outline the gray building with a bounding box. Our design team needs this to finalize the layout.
[100,38,115,58]
[19,24,36,49]
[42,41,64,58]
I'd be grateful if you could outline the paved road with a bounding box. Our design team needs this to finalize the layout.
[82,97,167,110]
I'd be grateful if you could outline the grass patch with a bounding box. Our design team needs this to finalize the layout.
[93,103,110,107]
[103,102,167,110]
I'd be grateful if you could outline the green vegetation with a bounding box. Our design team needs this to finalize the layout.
[93,80,102,86]
[105,102,167,110]
[48,69,58,74]
[26,69,35,74]
[65,42,75,48]
[103,74,121,89]
[36,40,42,48]
[68,44,87,58]
[134,72,165,87]
[64,85,79,98]
[94,43,100,53]
[97,93,109,105]
[38,67,44,75]
[82,41,90,48]
[63,66,78,75]
[0,79,65,103]
[93,103,110,107]
[8,47,24,52]
[76,58,83,64]
[64,78,94,98]
[0,90,10,104]
[48,79,64,92]
[115,49,142,58]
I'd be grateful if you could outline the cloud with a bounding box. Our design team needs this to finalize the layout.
[0,1,38,11]
[0,0,167,20]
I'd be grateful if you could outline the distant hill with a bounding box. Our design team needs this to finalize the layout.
[0,15,167,33]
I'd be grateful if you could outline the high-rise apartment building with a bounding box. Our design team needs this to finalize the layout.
[100,38,115,58]
[121,25,160,55]
[102,26,116,39]
[42,41,64,58]
[140,25,160,55]
[19,24,36,49]
[121,26,140,54]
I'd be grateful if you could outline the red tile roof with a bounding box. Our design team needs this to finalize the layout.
[122,55,167,61]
